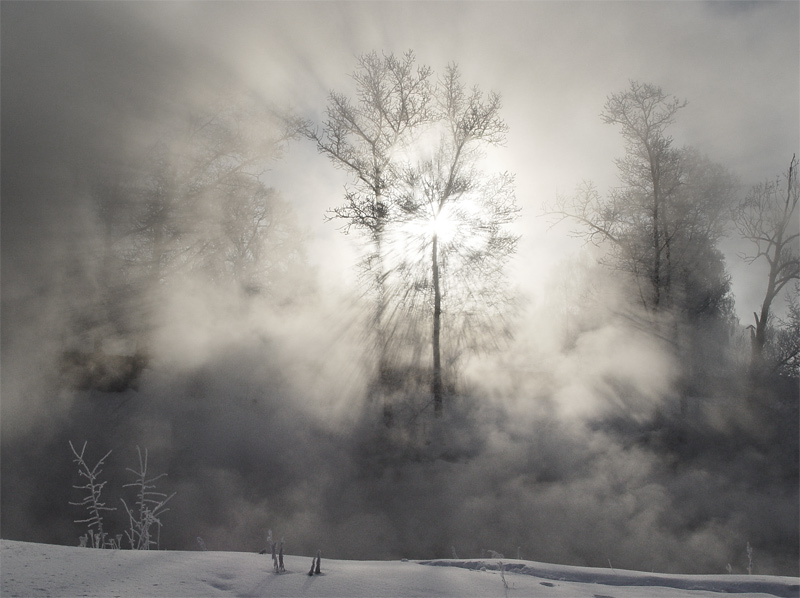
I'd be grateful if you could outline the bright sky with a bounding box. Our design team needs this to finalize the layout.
[155,1,800,317]
[3,1,798,320]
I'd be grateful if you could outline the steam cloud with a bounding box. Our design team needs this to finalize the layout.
[2,0,797,578]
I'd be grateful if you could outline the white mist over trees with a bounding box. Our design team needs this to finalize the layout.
[549,82,736,324]
[307,53,519,424]
[547,81,746,416]
[304,51,435,425]
[1,1,798,579]
[59,93,311,392]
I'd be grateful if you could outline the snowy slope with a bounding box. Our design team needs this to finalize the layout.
[1,540,798,598]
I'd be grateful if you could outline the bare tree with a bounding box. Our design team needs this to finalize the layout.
[735,154,800,369]
[599,81,684,311]
[312,56,518,421]
[121,446,175,550]
[395,64,518,416]
[547,82,735,327]
[119,96,300,316]
[765,282,800,378]
[305,51,434,425]
[131,95,299,294]
[57,93,307,393]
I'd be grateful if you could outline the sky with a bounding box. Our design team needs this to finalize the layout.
[1,0,799,578]
[2,1,798,314]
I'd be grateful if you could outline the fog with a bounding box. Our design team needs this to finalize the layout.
[2,1,798,578]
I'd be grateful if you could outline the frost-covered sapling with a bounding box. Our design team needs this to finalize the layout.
[268,529,278,572]
[69,441,116,548]
[120,446,175,550]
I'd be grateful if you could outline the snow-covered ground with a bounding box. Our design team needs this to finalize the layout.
[2,540,798,597]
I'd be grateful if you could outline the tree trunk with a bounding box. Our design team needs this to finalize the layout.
[374,202,393,427]
[663,216,672,309]
[650,151,662,312]
[752,266,778,369]
[432,232,443,417]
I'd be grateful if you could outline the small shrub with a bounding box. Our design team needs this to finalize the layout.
[68,441,116,548]
[69,442,175,550]
[120,446,176,550]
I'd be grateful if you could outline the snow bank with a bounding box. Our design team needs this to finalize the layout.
[421,559,800,598]
[2,540,798,597]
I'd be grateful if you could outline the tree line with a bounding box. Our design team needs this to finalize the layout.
[60,52,798,429]
[59,92,309,392]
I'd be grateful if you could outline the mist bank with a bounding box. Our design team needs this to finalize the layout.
[1,263,797,576]
[2,0,798,580]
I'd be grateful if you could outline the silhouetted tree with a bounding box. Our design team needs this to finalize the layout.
[394,65,519,416]
[305,51,434,425]
[735,154,799,370]
[312,55,519,421]
[548,82,736,328]
[603,81,685,313]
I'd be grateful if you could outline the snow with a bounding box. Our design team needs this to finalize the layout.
[2,540,798,598]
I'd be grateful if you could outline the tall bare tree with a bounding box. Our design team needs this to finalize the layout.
[395,64,518,417]
[735,154,800,369]
[131,95,298,293]
[305,51,433,425]
[312,55,519,422]
[598,81,685,312]
[548,82,735,328]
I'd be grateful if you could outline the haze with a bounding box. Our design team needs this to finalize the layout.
[2,0,798,578]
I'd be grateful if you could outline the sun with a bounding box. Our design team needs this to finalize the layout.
[395,202,462,251]
[391,198,486,261]
[427,205,459,245]
[385,192,491,278]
